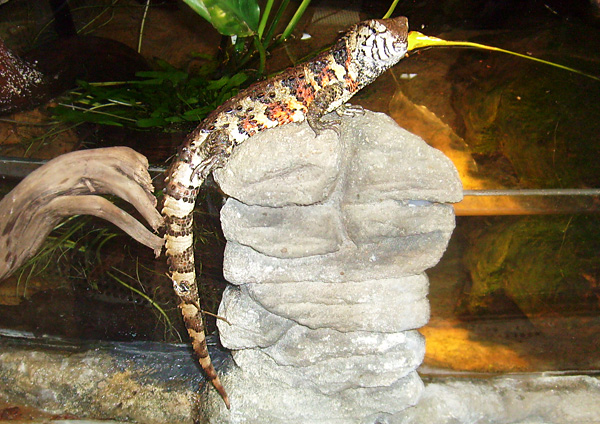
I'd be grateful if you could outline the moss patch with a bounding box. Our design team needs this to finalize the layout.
[460,215,600,317]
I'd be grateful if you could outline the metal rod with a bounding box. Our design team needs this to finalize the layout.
[1,156,599,196]
[463,189,600,196]
[0,156,167,175]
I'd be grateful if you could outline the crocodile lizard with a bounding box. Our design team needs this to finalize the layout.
[162,15,409,409]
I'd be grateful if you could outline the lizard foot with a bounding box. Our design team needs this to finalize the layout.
[336,103,365,117]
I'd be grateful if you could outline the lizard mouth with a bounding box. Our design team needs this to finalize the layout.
[394,40,409,52]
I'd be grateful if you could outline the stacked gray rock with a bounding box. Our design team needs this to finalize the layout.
[204,111,462,423]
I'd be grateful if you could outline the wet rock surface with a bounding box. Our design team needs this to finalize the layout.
[2,329,597,424]
[0,329,232,424]
[208,111,462,422]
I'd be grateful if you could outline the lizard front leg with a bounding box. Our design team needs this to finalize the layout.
[307,83,366,136]
[307,83,345,136]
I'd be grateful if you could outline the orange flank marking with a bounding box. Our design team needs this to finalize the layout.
[266,103,296,125]
[295,82,316,106]
[241,118,263,136]
[344,74,359,92]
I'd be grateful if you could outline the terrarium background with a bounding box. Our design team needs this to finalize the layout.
[0,0,599,373]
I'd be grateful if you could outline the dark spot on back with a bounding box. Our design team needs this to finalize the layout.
[333,45,349,67]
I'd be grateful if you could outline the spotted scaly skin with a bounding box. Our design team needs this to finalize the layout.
[162,16,409,409]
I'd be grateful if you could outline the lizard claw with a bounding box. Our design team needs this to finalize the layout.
[310,118,341,137]
[336,103,365,117]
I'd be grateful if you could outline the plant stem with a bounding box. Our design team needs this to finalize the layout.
[382,0,401,19]
[138,0,151,53]
[263,0,290,47]
[57,103,138,122]
[254,37,267,75]
[280,0,311,42]
[257,0,275,39]
[77,0,119,35]
[108,267,177,336]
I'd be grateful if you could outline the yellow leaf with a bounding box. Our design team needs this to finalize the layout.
[407,31,600,82]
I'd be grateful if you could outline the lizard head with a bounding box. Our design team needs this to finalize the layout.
[368,16,409,65]
[346,16,409,85]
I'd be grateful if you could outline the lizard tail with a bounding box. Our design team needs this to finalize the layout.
[179,298,231,409]
[163,185,231,409]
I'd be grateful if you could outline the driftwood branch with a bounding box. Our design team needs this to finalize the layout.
[0,147,164,280]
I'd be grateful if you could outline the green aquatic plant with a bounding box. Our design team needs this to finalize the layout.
[15,215,113,292]
[52,0,316,131]
[52,60,249,130]
[183,0,311,74]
